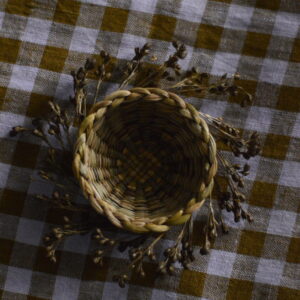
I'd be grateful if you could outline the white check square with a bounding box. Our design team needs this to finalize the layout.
[0,11,4,29]
[267,209,297,237]
[245,106,273,133]
[16,218,44,246]
[179,0,207,22]
[81,0,107,4]
[21,17,51,45]
[5,267,32,295]
[53,276,81,300]
[273,12,300,38]
[207,250,236,278]
[225,4,254,30]
[151,289,177,300]
[130,0,158,14]
[279,161,300,188]
[291,114,300,138]
[8,65,39,92]
[102,282,129,300]
[255,258,284,285]
[211,52,240,76]
[259,58,288,85]
[70,26,98,54]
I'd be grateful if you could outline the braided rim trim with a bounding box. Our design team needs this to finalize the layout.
[73,88,218,233]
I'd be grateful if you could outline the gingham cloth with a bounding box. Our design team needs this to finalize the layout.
[0,0,299,299]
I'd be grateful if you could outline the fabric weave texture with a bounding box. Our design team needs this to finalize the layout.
[0,0,299,299]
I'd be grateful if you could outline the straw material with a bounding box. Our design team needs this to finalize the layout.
[73,88,217,233]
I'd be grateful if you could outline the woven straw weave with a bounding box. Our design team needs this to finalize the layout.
[73,88,217,233]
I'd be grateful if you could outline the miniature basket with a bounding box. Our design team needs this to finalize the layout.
[73,88,217,233]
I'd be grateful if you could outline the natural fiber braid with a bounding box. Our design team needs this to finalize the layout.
[73,88,218,233]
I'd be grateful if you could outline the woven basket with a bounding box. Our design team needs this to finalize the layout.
[73,88,217,233]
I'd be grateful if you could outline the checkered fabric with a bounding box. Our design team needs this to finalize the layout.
[0,0,299,299]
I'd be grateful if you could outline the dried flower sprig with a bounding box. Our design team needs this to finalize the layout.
[10,100,74,152]
[136,41,187,87]
[200,198,219,254]
[93,51,112,103]
[9,41,261,288]
[170,69,253,107]
[195,111,260,226]
[217,159,254,224]
[93,227,117,266]
[10,119,52,148]
[119,43,150,89]
[36,191,88,212]
[202,114,260,159]
[158,218,194,274]
[70,62,90,118]
[44,216,92,262]
[126,233,163,276]
[70,52,112,118]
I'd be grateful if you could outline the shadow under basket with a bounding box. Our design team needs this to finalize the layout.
[73,88,217,233]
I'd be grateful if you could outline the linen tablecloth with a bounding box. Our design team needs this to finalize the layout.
[0,0,299,299]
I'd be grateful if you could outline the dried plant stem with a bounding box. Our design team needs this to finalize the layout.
[169,86,205,94]
[200,195,218,254]
[158,219,194,274]
[93,78,103,104]
[36,194,89,212]
[217,152,240,191]
[130,233,164,269]
[200,114,239,139]
[47,122,67,151]
[119,65,138,89]
[137,65,165,87]
[209,196,218,229]
[31,176,66,189]
[45,218,92,262]
[136,41,186,87]
[216,152,253,223]
[34,129,53,148]
[119,43,150,89]
[217,154,238,200]
[169,78,206,92]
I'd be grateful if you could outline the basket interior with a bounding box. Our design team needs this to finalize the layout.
[86,100,205,219]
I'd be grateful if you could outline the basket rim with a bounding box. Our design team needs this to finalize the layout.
[73,87,218,233]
